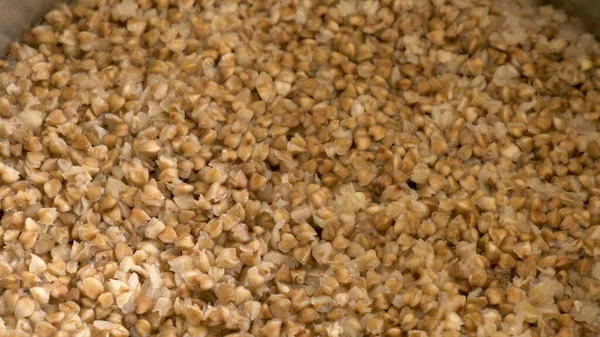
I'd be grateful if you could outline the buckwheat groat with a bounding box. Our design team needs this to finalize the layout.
[0,0,599,337]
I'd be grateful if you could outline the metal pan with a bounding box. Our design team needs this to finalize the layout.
[0,0,599,56]
[0,0,61,55]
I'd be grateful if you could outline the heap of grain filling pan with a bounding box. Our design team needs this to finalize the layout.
[0,0,600,337]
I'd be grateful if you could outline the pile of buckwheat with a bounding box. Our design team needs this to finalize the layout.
[0,0,599,336]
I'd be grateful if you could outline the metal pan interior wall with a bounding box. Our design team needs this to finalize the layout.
[0,0,599,56]
[539,0,600,37]
[0,0,62,56]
